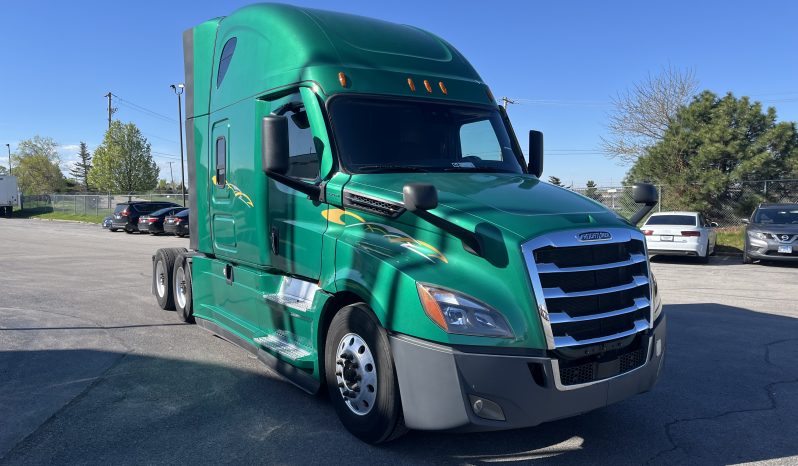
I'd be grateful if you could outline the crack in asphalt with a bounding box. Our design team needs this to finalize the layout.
[644,338,798,465]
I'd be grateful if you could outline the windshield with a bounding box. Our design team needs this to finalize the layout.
[645,215,696,226]
[754,207,798,224]
[328,96,524,174]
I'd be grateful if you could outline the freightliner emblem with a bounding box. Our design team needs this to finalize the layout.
[577,231,612,242]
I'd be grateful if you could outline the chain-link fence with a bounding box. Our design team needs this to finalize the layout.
[21,193,188,218]
[573,180,798,227]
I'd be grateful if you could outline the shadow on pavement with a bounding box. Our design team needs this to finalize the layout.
[2,303,797,465]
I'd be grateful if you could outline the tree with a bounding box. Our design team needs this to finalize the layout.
[89,121,159,192]
[548,176,563,186]
[602,66,699,163]
[585,180,601,200]
[69,142,92,191]
[624,91,798,216]
[0,165,7,175]
[11,136,65,195]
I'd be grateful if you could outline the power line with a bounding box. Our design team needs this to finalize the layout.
[112,94,178,124]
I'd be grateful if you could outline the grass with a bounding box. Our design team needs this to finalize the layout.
[715,227,744,254]
[12,207,106,224]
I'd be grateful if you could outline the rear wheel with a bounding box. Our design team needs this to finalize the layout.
[154,248,185,310]
[124,224,135,234]
[698,243,710,263]
[324,304,405,444]
[173,253,194,323]
[109,228,118,232]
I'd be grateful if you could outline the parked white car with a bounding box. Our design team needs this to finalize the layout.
[642,211,717,262]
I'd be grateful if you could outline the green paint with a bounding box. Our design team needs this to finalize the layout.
[182,4,641,385]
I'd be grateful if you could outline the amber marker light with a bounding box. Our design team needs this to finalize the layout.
[407,78,416,92]
[438,81,448,95]
[423,79,432,93]
[338,71,348,88]
[417,283,448,331]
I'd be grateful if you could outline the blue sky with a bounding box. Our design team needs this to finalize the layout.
[2,0,797,187]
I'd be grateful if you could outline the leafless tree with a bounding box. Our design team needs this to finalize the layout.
[601,66,699,163]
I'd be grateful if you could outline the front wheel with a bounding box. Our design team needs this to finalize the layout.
[324,304,405,444]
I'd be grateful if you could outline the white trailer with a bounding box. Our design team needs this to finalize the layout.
[0,175,20,217]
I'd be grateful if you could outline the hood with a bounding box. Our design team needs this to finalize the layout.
[749,223,798,234]
[345,172,630,240]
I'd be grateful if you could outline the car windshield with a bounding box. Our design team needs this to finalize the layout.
[645,215,696,226]
[754,207,798,224]
[328,96,524,174]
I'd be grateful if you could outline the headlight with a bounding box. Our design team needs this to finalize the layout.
[748,231,768,240]
[651,273,663,321]
[416,283,514,338]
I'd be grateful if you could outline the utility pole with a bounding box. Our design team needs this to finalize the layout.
[501,97,516,110]
[104,92,116,129]
[170,83,186,207]
[5,144,10,173]
[167,161,175,189]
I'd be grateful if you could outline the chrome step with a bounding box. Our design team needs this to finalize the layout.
[263,276,318,312]
[253,330,312,362]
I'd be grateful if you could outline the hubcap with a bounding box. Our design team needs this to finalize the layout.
[155,261,166,297]
[175,267,187,308]
[335,333,377,416]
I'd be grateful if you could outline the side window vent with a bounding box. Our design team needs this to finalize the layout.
[343,191,405,218]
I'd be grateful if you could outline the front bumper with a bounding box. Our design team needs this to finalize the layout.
[390,315,666,432]
[746,238,798,261]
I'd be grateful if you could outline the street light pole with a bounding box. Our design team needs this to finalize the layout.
[5,144,10,173]
[170,83,186,207]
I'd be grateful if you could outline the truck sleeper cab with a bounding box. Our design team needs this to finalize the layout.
[152,3,666,444]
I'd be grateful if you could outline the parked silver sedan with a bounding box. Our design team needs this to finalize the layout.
[642,211,717,262]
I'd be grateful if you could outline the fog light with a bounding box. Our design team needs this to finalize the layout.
[468,395,505,421]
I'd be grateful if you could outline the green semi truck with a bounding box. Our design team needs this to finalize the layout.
[152,3,666,443]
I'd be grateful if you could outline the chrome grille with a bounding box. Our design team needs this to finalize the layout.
[522,228,652,350]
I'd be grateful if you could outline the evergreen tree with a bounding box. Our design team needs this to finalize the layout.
[68,142,92,191]
[585,180,601,200]
[548,176,563,186]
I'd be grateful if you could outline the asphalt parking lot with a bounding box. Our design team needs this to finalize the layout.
[1,218,797,465]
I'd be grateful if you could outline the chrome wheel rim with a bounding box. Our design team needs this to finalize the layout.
[155,261,166,297]
[175,266,187,309]
[336,333,377,416]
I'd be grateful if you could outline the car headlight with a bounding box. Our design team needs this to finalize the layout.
[651,273,663,321]
[748,231,768,240]
[417,283,514,338]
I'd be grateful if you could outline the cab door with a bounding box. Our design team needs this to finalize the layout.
[266,89,327,279]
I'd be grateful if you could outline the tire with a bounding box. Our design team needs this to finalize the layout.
[742,242,753,264]
[124,224,135,234]
[154,247,185,310]
[324,304,406,444]
[173,253,195,323]
[698,243,709,263]
[110,228,118,232]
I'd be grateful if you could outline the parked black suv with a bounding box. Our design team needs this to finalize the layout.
[743,203,798,264]
[111,201,181,233]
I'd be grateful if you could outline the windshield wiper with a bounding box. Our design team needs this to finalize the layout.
[356,164,431,173]
[442,166,513,173]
